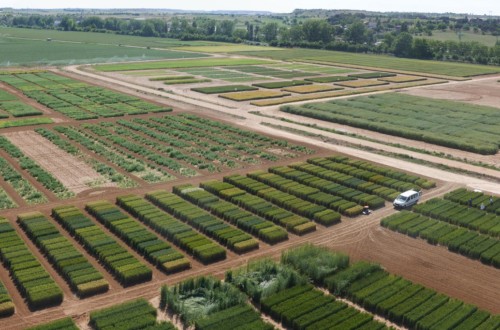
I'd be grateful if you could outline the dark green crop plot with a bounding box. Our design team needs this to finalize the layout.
[282,93,500,154]
[192,84,258,94]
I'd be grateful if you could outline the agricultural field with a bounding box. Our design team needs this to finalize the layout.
[381,188,500,268]
[26,245,500,329]
[0,110,315,209]
[0,35,208,67]
[0,148,442,325]
[0,72,172,120]
[281,93,500,154]
[94,58,273,72]
[1,28,500,329]
[236,48,500,77]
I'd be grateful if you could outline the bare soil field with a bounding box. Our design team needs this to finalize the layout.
[3,131,114,194]
[403,75,500,109]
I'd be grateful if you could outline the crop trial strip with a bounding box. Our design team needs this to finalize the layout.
[116,194,226,265]
[85,200,191,274]
[224,174,344,225]
[87,122,203,176]
[201,180,316,235]
[0,217,63,310]
[173,184,289,244]
[17,212,109,297]
[35,128,136,188]
[0,279,14,317]
[145,190,259,254]
[0,136,73,199]
[381,211,500,268]
[51,206,152,286]
[54,125,174,184]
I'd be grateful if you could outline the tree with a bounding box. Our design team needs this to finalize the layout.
[345,21,367,44]
[59,16,76,31]
[393,32,413,57]
[261,22,279,42]
[411,38,433,59]
[217,20,235,37]
[301,19,332,43]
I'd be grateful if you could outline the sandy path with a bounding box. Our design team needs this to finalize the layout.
[3,131,114,194]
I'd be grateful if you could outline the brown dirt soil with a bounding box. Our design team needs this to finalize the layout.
[403,75,500,109]
[3,131,114,194]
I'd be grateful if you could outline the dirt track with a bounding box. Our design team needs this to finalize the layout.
[0,65,499,329]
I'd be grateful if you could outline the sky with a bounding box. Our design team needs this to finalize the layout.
[2,0,500,15]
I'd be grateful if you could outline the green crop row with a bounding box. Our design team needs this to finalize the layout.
[18,212,109,297]
[51,206,152,286]
[327,156,436,189]
[0,101,42,117]
[0,136,73,199]
[225,174,344,223]
[253,80,313,89]
[146,190,258,254]
[195,304,273,330]
[25,317,78,330]
[414,198,500,237]
[89,122,199,176]
[174,184,288,244]
[445,188,500,215]
[89,298,174,330]
[270,165,385,210]
[248,170,356,219]
[349,72,396,79]
[192,84,258,94]
[252,169,356,219]
[53,125,167,183]
[116,119,215,173]
[261,284,384,330]
[2,72,170,120]
[381,211,500,268]
[0,217,63,310]
[282,93,500,155]
[305,75,358,83]
[0,156,45,205]
[0,280,14,317]
[0,187,16,210]
[161,276,248,325]
[201,180,316,235]
[310,157,430,192]
[85,200,190,274]
[34,128,132,187]
[282,245,499,330]
[116,194,226,265]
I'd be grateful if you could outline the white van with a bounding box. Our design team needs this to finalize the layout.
[393,190,422,209]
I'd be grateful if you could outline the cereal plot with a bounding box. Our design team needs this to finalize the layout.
[4,131,114,194]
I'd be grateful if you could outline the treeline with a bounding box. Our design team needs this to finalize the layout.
[2,13,500,65]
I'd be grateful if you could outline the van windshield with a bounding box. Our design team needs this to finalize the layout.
[397,195,408,201]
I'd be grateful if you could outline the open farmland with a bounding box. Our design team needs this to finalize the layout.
[94,58,272,72]
[0,36,208,67]
[16,245,500,330]
[281,93,500,155]
[1,23,500,329]
[236,48,500,77]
